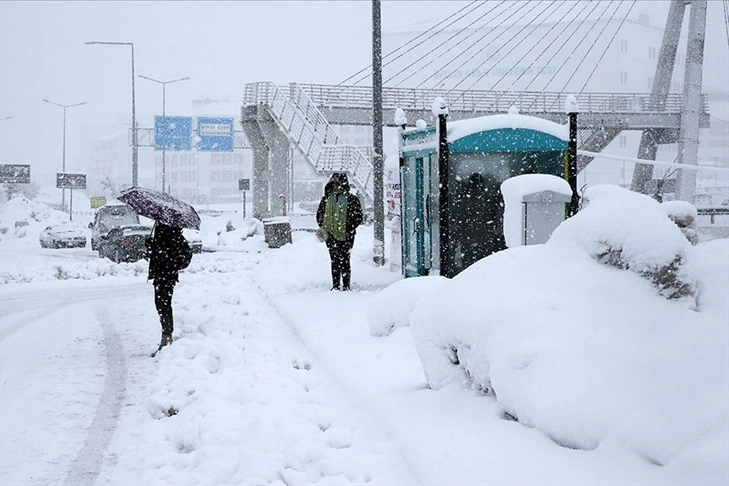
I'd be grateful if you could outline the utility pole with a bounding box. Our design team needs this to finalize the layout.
[139,74,189,193]
[42,99,87,213]
[372,0,385,266]
[85,41,138,187]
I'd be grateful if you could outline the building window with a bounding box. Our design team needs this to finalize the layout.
[620,134,627,148]
[620,71,628,85]
[648,76,653,90]
[648,47,657,60]
[620,39,628,53]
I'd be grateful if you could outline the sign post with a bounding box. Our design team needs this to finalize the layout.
[57,173,87,221]
[0,164,31,184]
[239,178,250,218]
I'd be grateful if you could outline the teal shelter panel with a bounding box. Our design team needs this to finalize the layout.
[449,128,567,153]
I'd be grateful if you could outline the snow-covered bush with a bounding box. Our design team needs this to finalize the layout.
[217,218,263,247]
[367,276,448,337]
[662,200,699,245]
[409,184,728,466]
[549,185,695,303]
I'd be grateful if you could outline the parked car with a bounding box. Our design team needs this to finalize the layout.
[183,228,203,253]
[39,222,87,248]
[98,224,152,263]
[90,204,140,251]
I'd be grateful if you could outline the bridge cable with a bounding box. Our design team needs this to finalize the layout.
[380,2,507,87]
[409,1,512,89]
[520,0,604,91]
[456,0,563,94]
[560,0,626,92]
[541,0,617,92]
[340,0,483,86]
[502,0,594,92]
[442,1,543,94]
[470,0,566,92]
[400,1,525,89]
[723,0,729,53]
[577,1,637,94]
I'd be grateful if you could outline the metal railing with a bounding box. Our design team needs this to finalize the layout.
[243,82,374,205]
[290,83,707,114]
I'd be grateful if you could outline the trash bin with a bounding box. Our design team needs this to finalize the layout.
[263,217,292,248]
[501,174,572,247]
[521,190,571,245]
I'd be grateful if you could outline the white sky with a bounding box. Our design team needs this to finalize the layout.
[0,1,727,186]
[0,1,470,179]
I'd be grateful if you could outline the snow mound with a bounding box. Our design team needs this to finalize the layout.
[367,275,448,337]
[409,186,729,470]
[549,185,695,303]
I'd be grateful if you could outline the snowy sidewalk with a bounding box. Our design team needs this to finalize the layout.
[254,229,717,486]
[99,250,415,485]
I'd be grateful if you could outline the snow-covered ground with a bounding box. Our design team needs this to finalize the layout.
[0,190,727,485]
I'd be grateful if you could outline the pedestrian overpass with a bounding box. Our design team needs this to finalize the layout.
[241,81,709,214]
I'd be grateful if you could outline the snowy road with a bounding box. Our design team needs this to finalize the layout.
[0,250,416,485]
[0,282,147,485]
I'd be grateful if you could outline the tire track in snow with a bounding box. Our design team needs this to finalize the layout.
[63,297,129,486]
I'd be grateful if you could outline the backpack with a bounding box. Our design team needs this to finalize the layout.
[176,238,193,270]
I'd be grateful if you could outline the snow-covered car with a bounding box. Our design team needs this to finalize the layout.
[89,204,140,251]
[183,228,203,254]
[98,224,152,263]
[39,222,87,249]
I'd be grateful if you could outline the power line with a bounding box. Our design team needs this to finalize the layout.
[340,0,483,86]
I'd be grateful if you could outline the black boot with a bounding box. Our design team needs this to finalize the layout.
[151,333,173,357]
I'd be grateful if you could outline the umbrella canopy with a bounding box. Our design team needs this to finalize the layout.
[117,187,201,230]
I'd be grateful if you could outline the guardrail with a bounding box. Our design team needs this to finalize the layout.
[697,207,729,224]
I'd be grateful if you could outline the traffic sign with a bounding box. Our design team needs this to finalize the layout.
[197,117,234,152]
[0,164,30,184]
[239,178,250,191]
[57,173,86,189]
[155,116,192,151]
[90,196,107,209]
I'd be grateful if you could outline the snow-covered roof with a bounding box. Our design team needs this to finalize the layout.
[447,112,569,143]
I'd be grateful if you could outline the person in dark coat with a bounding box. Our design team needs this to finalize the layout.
[145,221,192,355]
[316,173,363,291]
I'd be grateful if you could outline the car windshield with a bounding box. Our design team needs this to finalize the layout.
[99,206,138,228]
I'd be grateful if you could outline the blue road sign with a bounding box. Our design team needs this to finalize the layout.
[155,116,192,151]
[197,117,234,152]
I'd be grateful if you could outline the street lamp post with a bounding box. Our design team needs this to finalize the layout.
[85,41,138,187]
[42,99,87,212]
[139,74,189,193]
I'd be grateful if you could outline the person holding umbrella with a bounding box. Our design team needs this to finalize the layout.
[145,222,192,355]
[117,187,199,356]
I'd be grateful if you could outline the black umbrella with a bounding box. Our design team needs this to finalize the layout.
[117,186,201,230]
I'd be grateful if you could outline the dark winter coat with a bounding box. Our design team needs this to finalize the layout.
[146,222,192,283]
[316,174,363,247]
